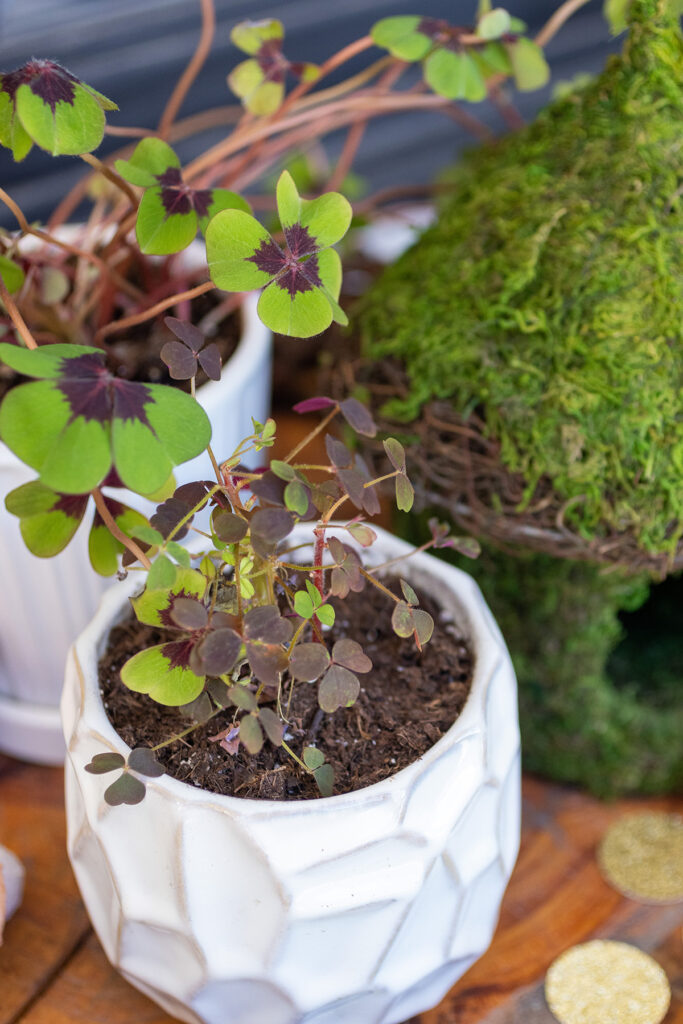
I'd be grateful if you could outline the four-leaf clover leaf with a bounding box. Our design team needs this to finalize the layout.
[206,170,352,338]
[371,12,549,101]
[0,343,211,495]
[4,473,149,576]
[228,19,319,115]
[115,138,250,255]
[0,60,117,160]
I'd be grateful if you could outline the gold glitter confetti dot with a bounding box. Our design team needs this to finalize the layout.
[598,812,683,903]
[545,940,670,1024]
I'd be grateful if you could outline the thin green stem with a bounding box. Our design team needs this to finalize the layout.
[284,407,340,464]
[281,740,310,773]
[359,567,400,603]
[151,705,223,751]
[166,483,222,543]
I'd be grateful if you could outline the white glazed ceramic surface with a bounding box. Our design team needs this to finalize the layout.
[0,294,271,763]
[62,526,521,1024]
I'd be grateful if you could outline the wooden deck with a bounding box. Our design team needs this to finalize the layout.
[1,757,681,1023]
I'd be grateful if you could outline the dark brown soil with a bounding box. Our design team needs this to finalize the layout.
[0,292,240,400]
[99,582,473,801]
[104,292,240,393]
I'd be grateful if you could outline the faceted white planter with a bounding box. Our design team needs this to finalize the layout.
[0,294,271,764]
[62,526,521,1024]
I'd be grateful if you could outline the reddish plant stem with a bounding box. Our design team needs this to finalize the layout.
[80,153,139,206]
[93,279,214,344]
[158,0,216,138]
[0,187,141,302]
[278,35,375,120]
[487,83,525,132]
[91,488,152,569]
[0,278,38,349]
[313,527,326,599]
[186,88,462,183]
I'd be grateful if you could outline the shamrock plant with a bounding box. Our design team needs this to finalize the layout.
[0,0,584,360]
[0,0,606,800]
[0,342,211,494]
[371,7,549,100]
[83,396,478,803]
[228,19,319,115]
[5,472,148,576]
[115,138,250,255]
[0,59,117,159]
[206,171,351,337]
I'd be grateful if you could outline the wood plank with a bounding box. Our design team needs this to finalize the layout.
[0,758,89,1024]
[412,780,683,1024]
[17,933,170,1024]
[13,773,683,1024]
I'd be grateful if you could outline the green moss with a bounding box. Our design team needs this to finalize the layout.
[398,514,683,796]
[360,0,683,555]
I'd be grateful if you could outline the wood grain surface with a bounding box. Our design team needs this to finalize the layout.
[1,758,681,1024]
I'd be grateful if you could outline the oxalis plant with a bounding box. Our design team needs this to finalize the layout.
[0,0,586,577]
[82,393,479,804]
[0,0,585,356]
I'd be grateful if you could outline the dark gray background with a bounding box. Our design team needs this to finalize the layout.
[0,0,617,225]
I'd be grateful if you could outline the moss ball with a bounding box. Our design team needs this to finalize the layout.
[359,0,683,558]
[397,512,683,796]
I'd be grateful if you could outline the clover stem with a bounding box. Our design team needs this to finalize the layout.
[157,0,216,139]
[365,470,399,488]
[284,407,339,464]
[80,153,139,206]
[487,82,525,132]
[206,444,223,485]
[0,186,142,303]
[0,278,38,349]
[281,739,310,773]
[326,119,368,194]
[276,35,375,120]
[367,540,435,575]
[535,0,591,48]
[93,280,215,345]
[359,567,401,603]
[313,526,326,600]
[234,542,243,620]
[185,91,463,183]
[323,494,350,522]
[91,488,152,569]
[151,705,223,751]
[165,482,222,544]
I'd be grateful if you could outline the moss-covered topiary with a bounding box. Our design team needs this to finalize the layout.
[398,513,683,796]
[465,549,683,797]
[359,0,683,558]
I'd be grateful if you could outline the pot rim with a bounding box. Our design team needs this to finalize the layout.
[63,524,511,814]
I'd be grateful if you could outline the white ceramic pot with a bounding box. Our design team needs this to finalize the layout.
[0,293,271,764]
[62,526,520,1024]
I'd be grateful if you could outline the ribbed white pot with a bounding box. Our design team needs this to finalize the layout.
[62,526,520,1024]
[0,293,271,764]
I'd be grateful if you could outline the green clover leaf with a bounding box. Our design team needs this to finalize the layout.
[371,12,549,99]
[0,254,25,294]
[206,170,351,338]
[115,138,250,255]
[0,60,117,160]
[228,19,318,116]
[5,476,149,575]
[121,644,205,706]
[88,498,149,576]
[5,480,89,558]
[0,343,211,495]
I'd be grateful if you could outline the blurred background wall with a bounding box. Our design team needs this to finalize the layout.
[0,0,616,225]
